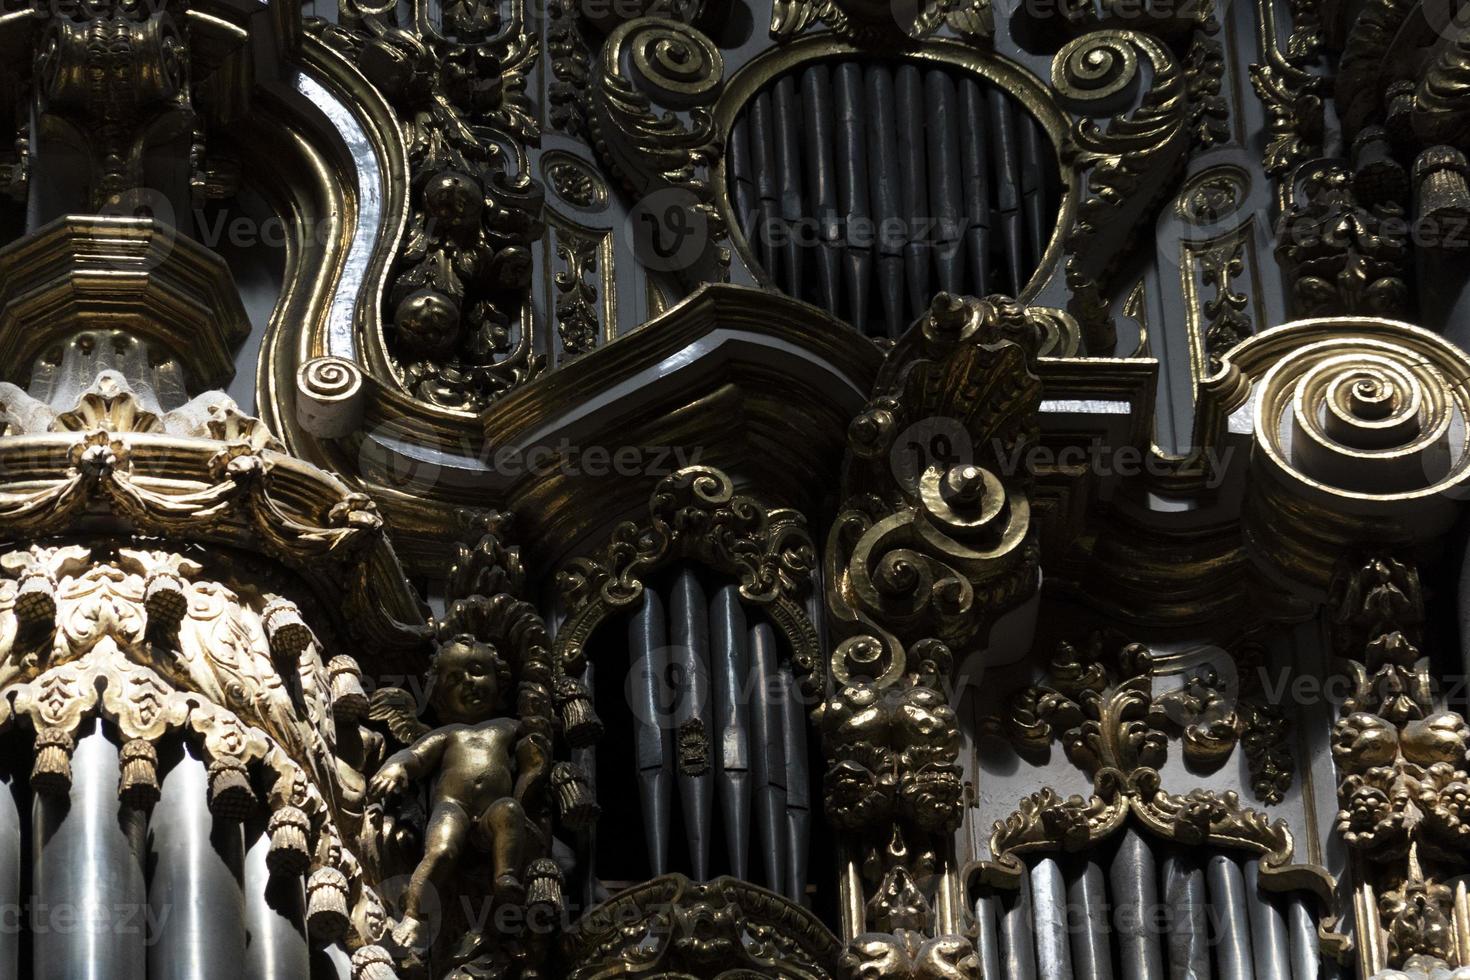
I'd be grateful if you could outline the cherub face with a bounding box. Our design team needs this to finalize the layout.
[432,637,502,722]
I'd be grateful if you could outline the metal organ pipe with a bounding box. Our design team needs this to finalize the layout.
[242,817,310,980]
[32,721,147,980]
[629,587,674,876]
[147,744,247,980]
[670,568,714,880]
[710,583,753,882]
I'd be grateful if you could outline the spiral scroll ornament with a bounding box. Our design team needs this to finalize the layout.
[1242,318,1470,592]
[1052,32,1141,106]
[296,357,366,438]
[622,20,724,107]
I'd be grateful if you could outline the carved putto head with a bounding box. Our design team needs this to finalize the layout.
[427,634,511,723]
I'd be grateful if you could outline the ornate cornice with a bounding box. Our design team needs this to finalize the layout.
[0,217,249,391]
[0,372,426,658]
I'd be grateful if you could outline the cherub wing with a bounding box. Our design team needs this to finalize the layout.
[369,687,431,745]
[771,0,844,39]
[945,0,994,38]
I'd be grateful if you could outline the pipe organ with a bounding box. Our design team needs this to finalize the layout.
[0,0,1464,977]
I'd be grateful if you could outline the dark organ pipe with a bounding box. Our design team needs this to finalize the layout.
[987,86,1027,296]
[728,60,1060,333]
[670,567,714,880]
[629,587,674,876]
[896,63,932,323]
[749,621,787,892]
[773,74,806,302]
[749,90,779,277]
[924,68,965,297]
[958,76,994,299]
[833,62,872,334]
[800,64,842,314]
[865,64,906,338]
[777,666,809,904]
[710,584,752,882]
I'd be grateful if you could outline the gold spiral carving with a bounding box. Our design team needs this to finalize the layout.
[295,357,366,438]
[1232,318,1470,593]
[1255,335,1470,498]
[620,19,724,107]
[299,356,363,403]
[1052,32,1140,105]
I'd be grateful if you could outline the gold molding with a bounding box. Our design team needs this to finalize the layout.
[0,216,249,391]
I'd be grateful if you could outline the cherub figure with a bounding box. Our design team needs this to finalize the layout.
[369,635,546,950]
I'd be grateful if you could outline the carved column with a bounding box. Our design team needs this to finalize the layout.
[821,292,1046,975]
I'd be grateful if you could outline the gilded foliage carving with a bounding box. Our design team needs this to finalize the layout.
[560,874,842,979]
[1329,557,1470,972]
[1275,163,1408,317]
[315,1,547,412]
[827,294,1041,686]
[985,635,1314,893]
[1053,31,1190,348]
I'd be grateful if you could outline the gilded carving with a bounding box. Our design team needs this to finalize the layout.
[554,228,601,356]
[364,511,576,976]
[1275,163,1408,317]
[769,0,993,44]
[315,2,547,412]
[1329,556,1470,974]
[553,465,820,692]
[560,874,842,979]
[985,636,1315,895]
[1054,31,1189,349]
[589,18,730,283]
[826,294,1041,682]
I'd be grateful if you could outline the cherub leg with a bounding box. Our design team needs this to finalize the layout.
[481,797,526,904]
[403,802,471,926]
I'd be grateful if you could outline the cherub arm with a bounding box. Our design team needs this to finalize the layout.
[513,730,551,811]
[369,726,455,799]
